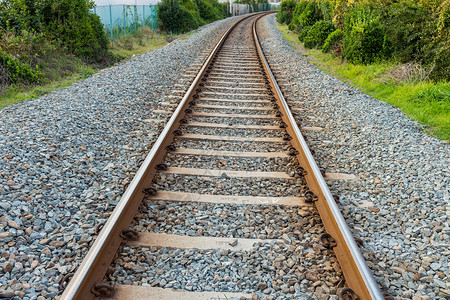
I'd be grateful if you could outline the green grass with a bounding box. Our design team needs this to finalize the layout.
[109,27,169,60]
[276,23,450,141]
[0,47,96,109]
[0,66,95,109]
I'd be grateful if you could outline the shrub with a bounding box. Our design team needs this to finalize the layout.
[0,47,43,84]
[342,8,385,64]
[298,25,311,42]
[0,0,108,63]
[195,0,219,23]
[298,1,323,27]
[289,0,330,34]
[322,28,343,53]
[277,0,297,25]
[211,0,228,20]
[381,3,430,63]
[39,0,108,63]
[283,0,450,81]
[159,0,199,33]
[303,20,335,49]
[181,0,204,26]
[289,1,308,32]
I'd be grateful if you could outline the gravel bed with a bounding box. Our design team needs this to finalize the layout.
[153,174,307,197]
[196,100,271,107]
[108,238,343,299]
[173,140,291,152]
[192,107,274,115]
[202,83,267,89]
[0,16,246,299]
[258,14,449,298]
[205,78,266,84]
[197,93,272,100]
[187,116,281,126]
[163,153,299,173]
[208,70,263,75]
[133,201,316,239]
[200,88,270,96]
[181,126,285,138]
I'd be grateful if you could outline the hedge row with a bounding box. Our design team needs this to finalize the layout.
[0,0,108,63]
[159,0,228,34]
[277,0,450,81]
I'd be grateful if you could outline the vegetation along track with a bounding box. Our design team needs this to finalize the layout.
[60,13,383,300]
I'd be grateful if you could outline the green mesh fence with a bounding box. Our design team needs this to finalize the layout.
[257,3,273,11]
[93,5,158,41]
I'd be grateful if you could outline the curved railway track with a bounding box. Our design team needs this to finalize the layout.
[60,13,383,300]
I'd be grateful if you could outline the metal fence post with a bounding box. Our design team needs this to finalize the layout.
[123,5,126,36]
[134,5,137,33]
[109,5,113,45]
[143,5,146,26]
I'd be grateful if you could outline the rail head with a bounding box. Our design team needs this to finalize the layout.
[252,14,383,300]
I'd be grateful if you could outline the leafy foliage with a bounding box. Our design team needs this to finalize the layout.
[322,28,343,53]
[159,0,227,33]
[0,0,111,93]
[0,46,42,84]
[298,25,311,42]
[280,0,450,81]
[288,1,308,31]
[342,7,385,64]
[0,0,108,63]
[303,20,335,49]
[276,0,297,25]
[159,0,195,33]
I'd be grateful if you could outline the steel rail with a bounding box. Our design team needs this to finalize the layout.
[252,14,384,300]
[60,14,260,300]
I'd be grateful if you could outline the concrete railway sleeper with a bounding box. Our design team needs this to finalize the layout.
[60,13,383,300]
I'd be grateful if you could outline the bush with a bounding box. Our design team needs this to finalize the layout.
[289,0,331,34]
[195,0,219,23]
[289,1,308,32]
[322,29,343,53]
[39,0,108,63]
[298,1,323,27]
[159,0,226,34]
[159,0,199,33]
[0,0,109,63]
[181,0,204,26]
[210,0,228,20]
[298,26,311,42]
[342,8,385,64]
[303,20,335,49]
[277,0,297,25]
[282,0,449,81]
[0,47,43,84]
[381,3,430,63]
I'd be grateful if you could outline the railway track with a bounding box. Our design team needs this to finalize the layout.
[60,13,383,299]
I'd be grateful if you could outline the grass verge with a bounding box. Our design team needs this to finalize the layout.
[0,66,95,109]
[109,27,169,60]
[276,23,450,141]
